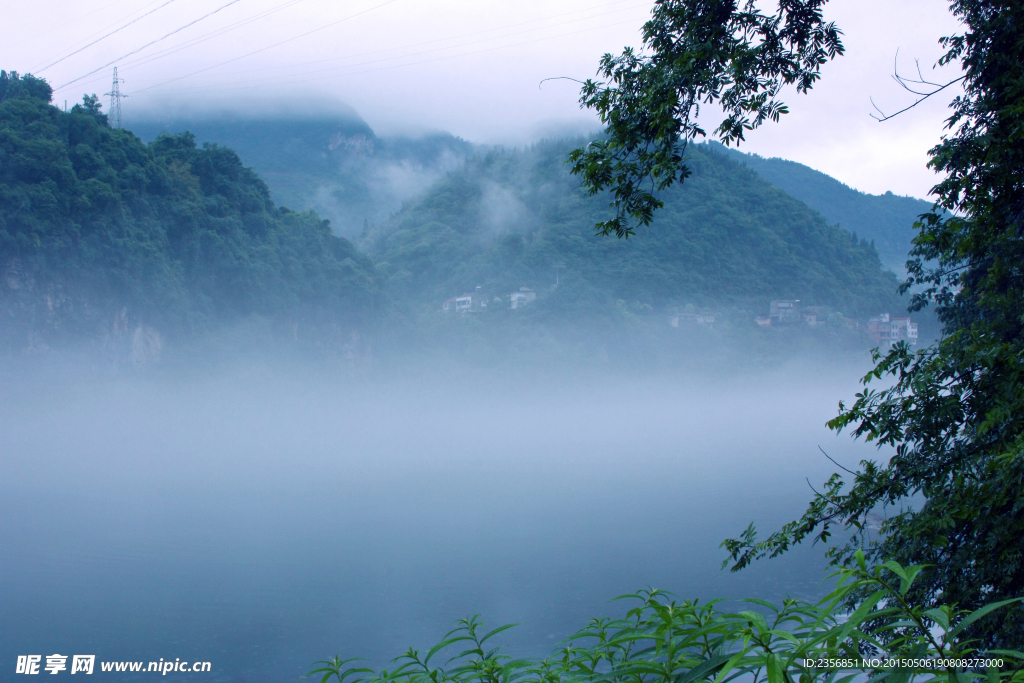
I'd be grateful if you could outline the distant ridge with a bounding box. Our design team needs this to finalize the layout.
[128,115,473,239]
[704,142,933,272]
[360,138,904,320]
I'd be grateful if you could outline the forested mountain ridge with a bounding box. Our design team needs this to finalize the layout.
[0,71,380,352]
[361,138,904,321]
[706,142,932,271]
[130,114,473,240]
[1,69,907,359]
[129,112,923,303]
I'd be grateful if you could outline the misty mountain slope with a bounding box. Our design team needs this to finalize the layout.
[705,142,933,271]
[0,76,380,350]
[129,114,474,239]
[361,138,903,320]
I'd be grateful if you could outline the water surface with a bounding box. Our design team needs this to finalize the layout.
[1,364,883,681]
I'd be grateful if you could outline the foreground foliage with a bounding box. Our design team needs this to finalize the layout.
[720,0,1024,649]
[312,555,1022,683]
[568,0,842,237]
[568,0,1024,650]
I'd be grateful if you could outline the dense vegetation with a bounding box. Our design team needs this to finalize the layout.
[360,138,902,323]
[130,114,473,239]
[130,112,929,278]
[0,71,379,352]
[312,555,1022,683]
[566,0,1024,653]
[741,0,1024,650]
[706,143,932,272]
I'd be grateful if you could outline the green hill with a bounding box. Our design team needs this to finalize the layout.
[705,142,933,271]
[0,70,911,362]
[129,114,473,239]
[361,138,904,322]
[0,71,380,352]
[129,114,926,279]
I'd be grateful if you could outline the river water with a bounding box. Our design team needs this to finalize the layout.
[0,363,884,681]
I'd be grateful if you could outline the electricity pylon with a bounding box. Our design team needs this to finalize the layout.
[104,67,126,128]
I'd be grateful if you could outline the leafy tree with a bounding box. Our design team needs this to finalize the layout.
[567,0,842,237]
[0,70,52,105]
[0,82,380,349]
[571,0,1024,650]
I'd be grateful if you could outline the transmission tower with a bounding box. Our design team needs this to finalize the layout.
[104,67,126,128]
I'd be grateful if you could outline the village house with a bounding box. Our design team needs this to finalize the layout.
[770,299,801,324]
[443,287,488,314]
[668,313,714,327]
[510,287,536,310]
[867,313,919,347]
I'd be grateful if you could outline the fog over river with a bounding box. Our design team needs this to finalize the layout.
[0,361,888,682]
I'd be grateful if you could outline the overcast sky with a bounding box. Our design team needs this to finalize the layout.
[4,0,962,199]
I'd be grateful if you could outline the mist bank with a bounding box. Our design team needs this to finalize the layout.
[0,352,885,680]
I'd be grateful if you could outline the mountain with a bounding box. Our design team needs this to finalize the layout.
[129,113,474,239]
[360,138,904,322]
[705,142,933,272]
[129,114,926,279]
[1,69,913,361]
[0,72,379,352]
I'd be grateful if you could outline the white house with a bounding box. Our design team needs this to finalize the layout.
[443,292,487,314]
[868,313,919,347]
[770,299,801,324]
[510,287,536,310]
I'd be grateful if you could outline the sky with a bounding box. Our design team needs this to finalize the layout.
[3,0,963,199]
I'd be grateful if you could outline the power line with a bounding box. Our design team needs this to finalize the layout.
[114,0,309,72]
[11,0,140,55]
[132,14,643,97]
[56,0,244,92]
[37,0,181,73]
[203,6,644,86]
[137,0,645,82]
[131,0,400,95]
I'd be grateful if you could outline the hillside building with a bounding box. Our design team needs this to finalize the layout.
[443,292,488,314]
[668,313,714,327]
[510,287,536,310]
[770,299,802,324]
[867,313,919,347]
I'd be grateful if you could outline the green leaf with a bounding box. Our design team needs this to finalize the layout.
[674,655,733,683]
[948,598,1023,638]
[712,651,749,683]
[839,589,888,637]
[481,623,519,645]
[924,608,950,630]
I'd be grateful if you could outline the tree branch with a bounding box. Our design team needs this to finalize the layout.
[870,50,965,122]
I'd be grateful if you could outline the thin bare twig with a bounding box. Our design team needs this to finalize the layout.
[538,76,587,90]
[870,49,965,122]
[819,446,859,476]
